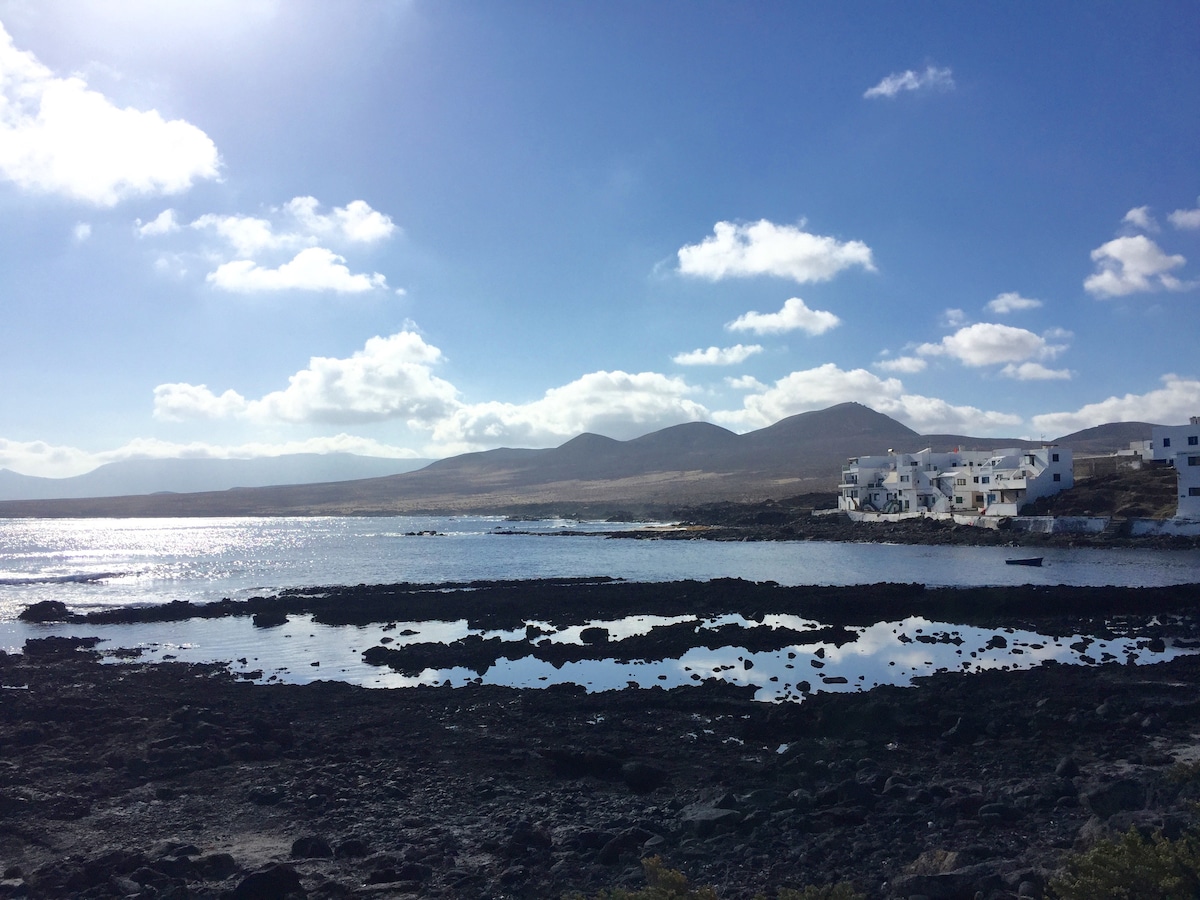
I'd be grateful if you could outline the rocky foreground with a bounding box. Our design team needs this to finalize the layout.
[4,582,1200,899]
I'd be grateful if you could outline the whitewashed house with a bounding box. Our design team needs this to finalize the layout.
[838,446,1073,517]
[1150,418,1200,519]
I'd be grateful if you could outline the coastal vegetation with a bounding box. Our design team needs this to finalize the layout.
[573,857,864,899]
[1049,828,1200,899]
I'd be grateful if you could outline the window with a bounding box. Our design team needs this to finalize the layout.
[981,476,990,484]
[1189,456,1200,467]
[956,478,967,486]
[1053,473,1061,481]
[1051,453,1059,462]
[1190,436,1198,446]
[955,496,964,504]
[1190,487,1200,497]
[1164,438,1172,447]
[973,476,980,483]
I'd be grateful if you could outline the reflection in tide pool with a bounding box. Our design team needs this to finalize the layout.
[4,612,1188,702]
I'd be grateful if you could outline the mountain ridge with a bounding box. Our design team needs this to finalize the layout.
[0,454,432,502]
[0,403,1156,517]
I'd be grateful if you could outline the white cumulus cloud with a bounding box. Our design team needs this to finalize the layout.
[207,247,388,293]
[152,330,710,452]
[186,198,397,292]
[0,437,100,478]
[875,356,927,374]
[985,292,1042,315]
[1123,206,1159,232]
[191,198,395,255]
[726,375,767,391]
[672,344,763,366]
[1084,235,1188,297]
[1000,362,1072,381]
[430,371,710,450]
[136,208,180,237]
[191,212,282,257]
[711,363,1020,434]
[154,330,458,425]
[941,308,967,328]
[917,323,1060,367]
[1030,375,1200,435]
[0,22,219,205]
[1169,199,1200,230]
[864,65,955,99]
[677,219,874,284]
[285,196,397,243]
[726,297,841,335]
[151,382,253,422]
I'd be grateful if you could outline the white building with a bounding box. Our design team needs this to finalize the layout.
[838,446,1073,518]
[1150,418,1200,519]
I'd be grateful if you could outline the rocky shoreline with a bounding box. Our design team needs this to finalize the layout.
[621,506,1200,550]
[493,499,1200,549]
[4,581,1200,899]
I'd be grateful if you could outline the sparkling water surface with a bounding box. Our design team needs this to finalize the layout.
[2,517,1198,699]
[3,516,1199,621]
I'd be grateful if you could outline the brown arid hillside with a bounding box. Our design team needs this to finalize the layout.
[1021,463,1179,519]
[0,404,1163,518]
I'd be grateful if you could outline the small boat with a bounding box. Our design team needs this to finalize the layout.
[1005,557,1044,567]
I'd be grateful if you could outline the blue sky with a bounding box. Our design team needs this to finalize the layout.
[1,1,1199,477]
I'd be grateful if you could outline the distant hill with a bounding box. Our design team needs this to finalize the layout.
[0,403,1164,517]
[1055,421,1153,455]
[0,454,432,502]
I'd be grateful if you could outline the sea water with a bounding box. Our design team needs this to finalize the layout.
[3,515,1200,621]
[2,516,1198,699]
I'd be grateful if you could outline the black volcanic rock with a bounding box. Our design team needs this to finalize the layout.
[5,594,1200,899]
[18,600,78,623]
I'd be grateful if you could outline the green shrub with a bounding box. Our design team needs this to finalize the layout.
[774,885,865,900]
[1167,759,1200,785]
[1050,827,1200,900]
[566,858,864,900]
[568,856,718,900]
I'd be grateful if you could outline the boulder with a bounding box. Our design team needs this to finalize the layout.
[230,864,302,900]
[597,828,652,865]
[252,610,288,628]
[679,805,741,838]
[193,854,239,880]
[1054,756,1080,778]
[290,836,333,859]
[1082,779,1146,819]
[18,600,77,623]
[620,761,669,794]
[334,838,370,859]
[22,636,100,657]
[891,866,1003,900]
